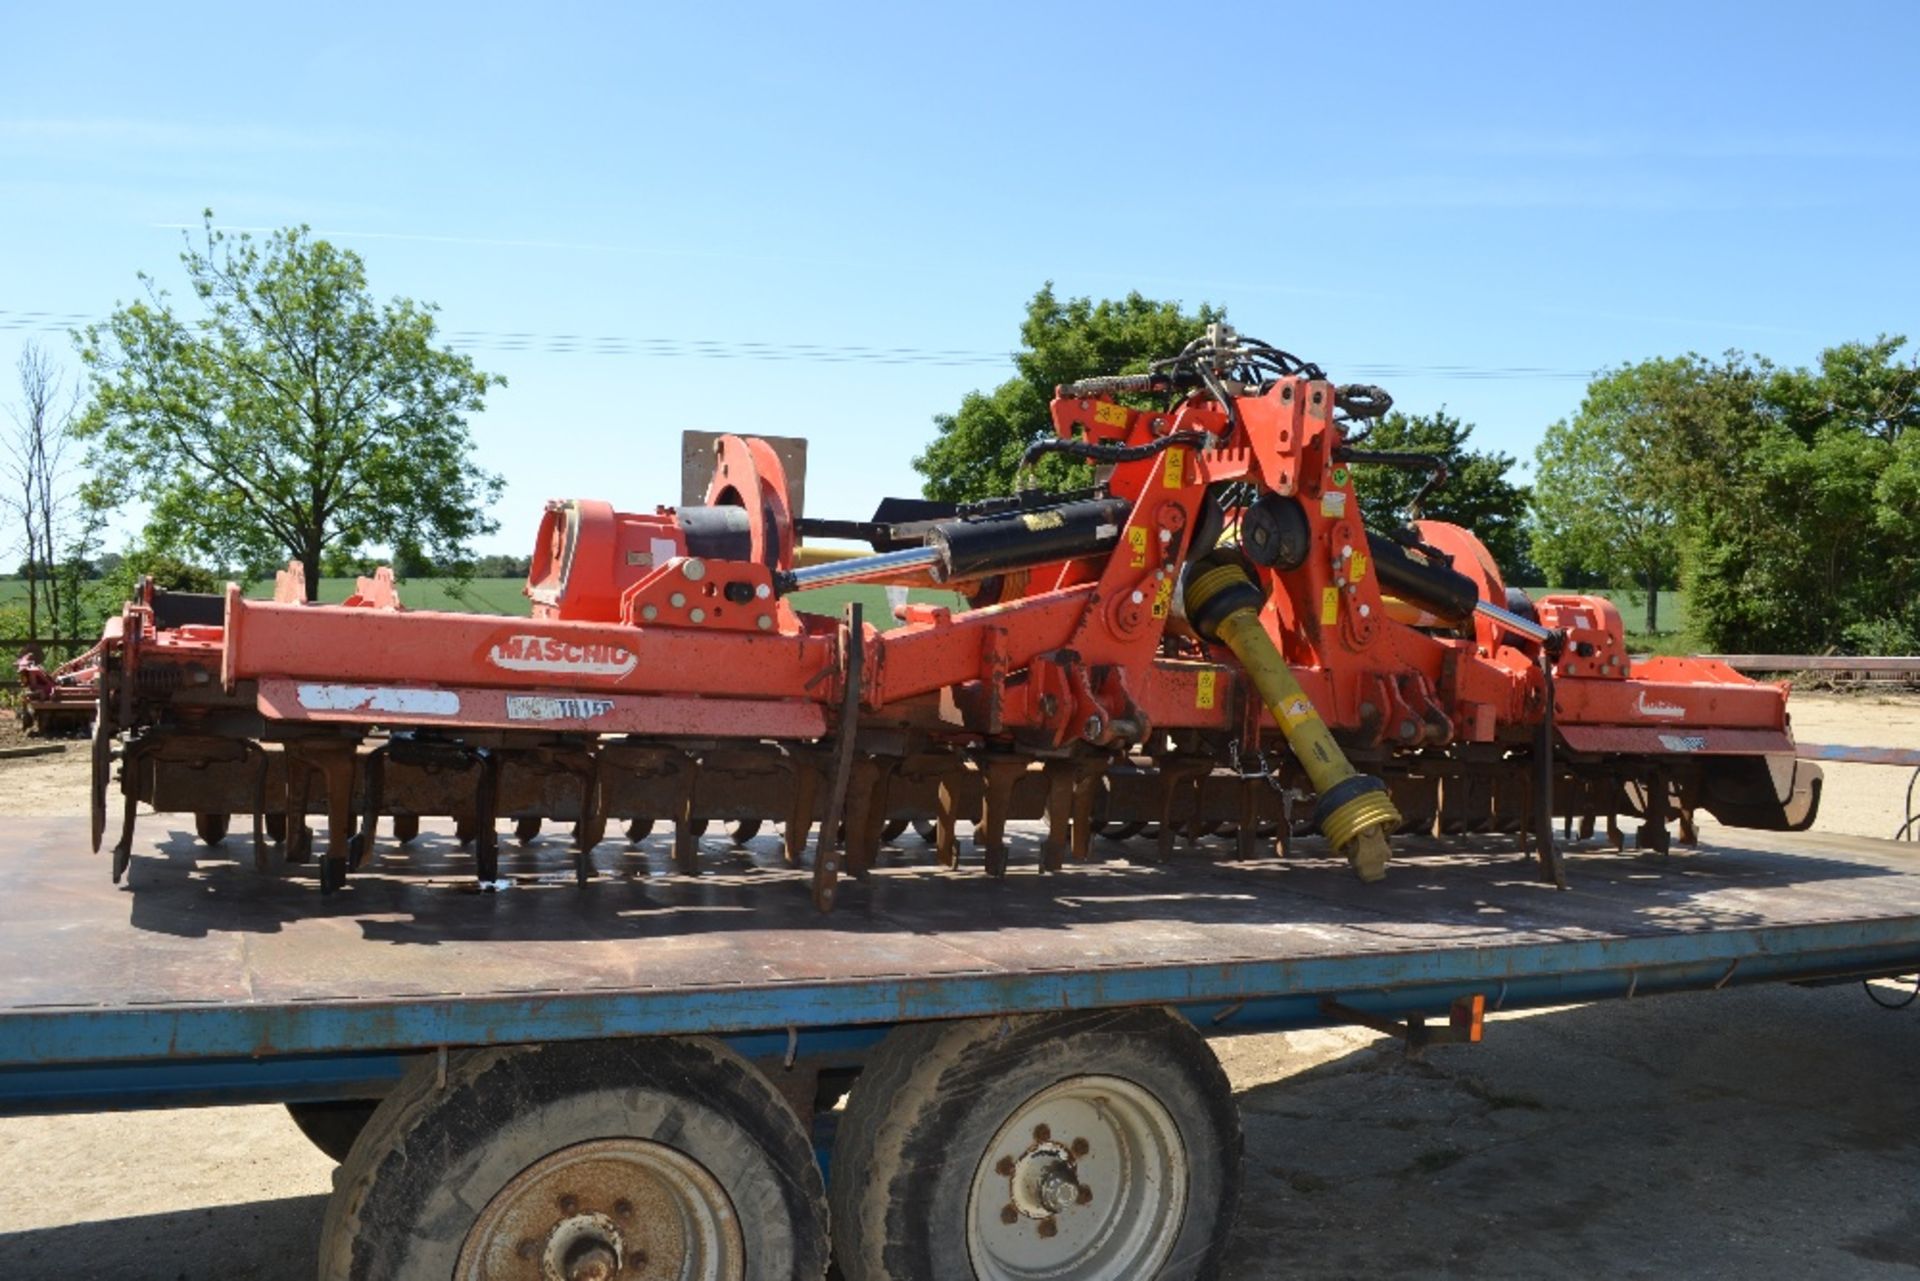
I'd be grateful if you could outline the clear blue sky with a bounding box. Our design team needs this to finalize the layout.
[3,0,1915,559]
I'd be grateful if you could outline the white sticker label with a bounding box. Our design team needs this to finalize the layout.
[296,684,459,716]
[505,695,615,722]
[1658,733,1708,753]
[488,635,638,678]
[1636,691,1686,719]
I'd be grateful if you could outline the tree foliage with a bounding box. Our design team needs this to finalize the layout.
[76,215,504,600]
[1349,408,1535,582]
[1529,358,1704,632]
[1536,339,1920,651]
[913,286,1223,502]
[3,343,91,639]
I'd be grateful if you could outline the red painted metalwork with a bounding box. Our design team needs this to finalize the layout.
[84,328,1825,899]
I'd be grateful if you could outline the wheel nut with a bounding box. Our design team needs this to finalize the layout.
[1038,1219,1059,1239]
[995,1156,1016,1177]
[1001,1203,1019,1225]
[1077,1184,1094,1205]
[558,1194,580,1214]
[1071,1137,1090,1156]
[1032,1124,1051,1142]
[613,1199,633,1218]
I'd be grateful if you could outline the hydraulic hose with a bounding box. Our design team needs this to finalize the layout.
[1184,555,1401,881]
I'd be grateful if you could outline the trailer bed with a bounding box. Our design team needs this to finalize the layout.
[3,818,1918,1112]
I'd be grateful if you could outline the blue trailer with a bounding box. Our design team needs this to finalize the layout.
[1,817,1916,1280]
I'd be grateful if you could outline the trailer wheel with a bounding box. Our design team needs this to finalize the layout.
[390,814,420,845]
[829,1007,1240,1281]
[730,819,763,846]
[287,1099,379,1163]
[319,1037,828,1281]
[195,812,230,846]
[514,815,542,845]
[627,818,654,844]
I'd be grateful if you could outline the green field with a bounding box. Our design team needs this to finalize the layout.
[309,577,963,628]
[1,575,1695,649]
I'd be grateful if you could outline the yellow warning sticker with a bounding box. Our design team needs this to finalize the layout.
[1279,696,1317,728]
[1128,525,1148,568]
[1021,510,1065,531]
[1163,450,1184,488]
[1320,586,1341,625]
[1349,551,1368,582]
[1320,490,1346,518]
[1093,401,1129,428]
[1196,670,1216,709]
[1150,578,1173,618]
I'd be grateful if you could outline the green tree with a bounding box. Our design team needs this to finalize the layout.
[1348,408,1536,582]
[76,214,504,601]
[1537,341,1920,652]
[1530,358,1702,634]
[913,285,1223,502]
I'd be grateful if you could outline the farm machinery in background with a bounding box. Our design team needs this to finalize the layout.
[82,326,1822,909]
[13,647,102,737]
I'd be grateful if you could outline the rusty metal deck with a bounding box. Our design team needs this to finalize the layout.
[2,818,1919,1107]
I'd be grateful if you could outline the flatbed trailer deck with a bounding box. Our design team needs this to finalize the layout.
[2,819,1917,1278]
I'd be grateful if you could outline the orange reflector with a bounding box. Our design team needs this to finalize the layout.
[1450,993,1486,1043]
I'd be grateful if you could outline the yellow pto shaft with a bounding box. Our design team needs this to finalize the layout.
[1185,556,1401,881]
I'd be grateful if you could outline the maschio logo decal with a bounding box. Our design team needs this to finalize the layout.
[487,634,637,678]
[1635,691,1685,719]
[506,696,615,722]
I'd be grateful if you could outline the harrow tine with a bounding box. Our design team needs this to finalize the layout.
[1069,768,1099,863]
[810,603,863,910]
[842,758,889,879]
[976,756,1021,878]
[935,778,962,870]
[573,753,603,886]
[783,761,817,868]
[471,748,500,884]
[356,747,386,872]
[110,759,139,885]
[672,786,701,877]
[250,747,271,875]
[1040,762,1074,873]
[285,760,313,865]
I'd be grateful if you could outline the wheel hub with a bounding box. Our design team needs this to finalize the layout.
[456,1137,746,1281]
[1008,1143,1084,1220]
[967,1075,1188,1280]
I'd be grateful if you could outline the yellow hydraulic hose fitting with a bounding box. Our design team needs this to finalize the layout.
[1184,553,1401,882]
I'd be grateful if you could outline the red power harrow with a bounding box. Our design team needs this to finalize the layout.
[86,326,1821,907]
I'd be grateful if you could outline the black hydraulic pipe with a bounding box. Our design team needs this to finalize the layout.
[1365,532,1480,624]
